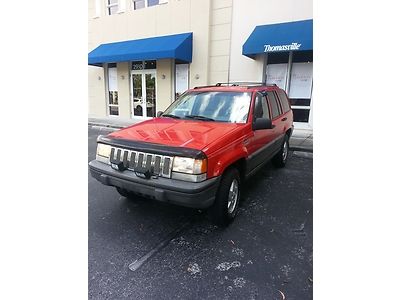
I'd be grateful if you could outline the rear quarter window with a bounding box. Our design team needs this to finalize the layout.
[267,91,281,119]
[277,90,291,113]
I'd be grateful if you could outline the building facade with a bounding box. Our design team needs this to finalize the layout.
[88,0,313,131]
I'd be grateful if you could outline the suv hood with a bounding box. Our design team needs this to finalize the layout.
[108,118,243,151]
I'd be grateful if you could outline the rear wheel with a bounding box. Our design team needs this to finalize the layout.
[272,135,289,168]
[210,167,241,226]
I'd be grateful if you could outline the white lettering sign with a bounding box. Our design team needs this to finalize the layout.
[263,43,302,52]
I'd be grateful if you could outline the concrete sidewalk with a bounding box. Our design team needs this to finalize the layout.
[88,116,313,152]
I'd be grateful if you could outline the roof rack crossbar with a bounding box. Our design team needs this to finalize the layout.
[193,82,277,89]
[217,82,277,87]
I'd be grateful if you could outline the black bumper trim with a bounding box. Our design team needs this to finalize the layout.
[89,160,220,209]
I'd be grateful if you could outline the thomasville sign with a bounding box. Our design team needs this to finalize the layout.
[263,42,302,52]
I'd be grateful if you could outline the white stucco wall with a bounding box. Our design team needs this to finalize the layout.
[88,0,211,117]
[229,0,313,82]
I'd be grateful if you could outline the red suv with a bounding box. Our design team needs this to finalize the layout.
[89,83,293,225]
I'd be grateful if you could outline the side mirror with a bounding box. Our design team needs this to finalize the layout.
[252,118,273,130]
[156,111,163,117]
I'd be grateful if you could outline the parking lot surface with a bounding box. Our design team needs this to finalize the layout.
[88,126,313,300]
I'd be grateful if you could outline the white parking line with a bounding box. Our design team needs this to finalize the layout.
[128,221,191,272]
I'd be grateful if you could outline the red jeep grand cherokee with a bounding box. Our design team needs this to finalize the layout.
[89,83,293,225]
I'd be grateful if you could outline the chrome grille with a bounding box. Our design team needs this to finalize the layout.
[109,147,173,178]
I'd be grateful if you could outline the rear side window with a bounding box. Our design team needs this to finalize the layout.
[277,90,291,113]
[267,91,282,119]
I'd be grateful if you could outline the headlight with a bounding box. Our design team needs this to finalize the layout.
[96,143,111,164]
[172,157,207,174]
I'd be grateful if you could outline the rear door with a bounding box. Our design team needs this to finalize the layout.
[276,89,294,126]
[266,91,285,153]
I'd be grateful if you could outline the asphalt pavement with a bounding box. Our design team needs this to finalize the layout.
[88,126,313,300]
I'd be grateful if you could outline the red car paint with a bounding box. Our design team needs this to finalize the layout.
[108,85,293,179]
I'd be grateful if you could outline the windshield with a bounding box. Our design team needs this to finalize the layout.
[162,91,252,123]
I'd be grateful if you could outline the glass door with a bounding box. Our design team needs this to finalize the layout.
[131,71,156,118]
[145,73,156,117]
[132,73,143,117]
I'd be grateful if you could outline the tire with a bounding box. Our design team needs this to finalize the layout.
[210,167,241,226]
[272,134,289,168]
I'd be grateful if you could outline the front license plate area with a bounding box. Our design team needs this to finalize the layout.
[134,166,154,179]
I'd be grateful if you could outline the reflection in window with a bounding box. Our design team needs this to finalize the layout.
[254,95,270,119]
[109,106,119,116]
[108,66,119,116]
[132,0,167,10]
[148,0,159,6]
[267,92,281,119]
[133,0,145,10]
[163,92,252,123]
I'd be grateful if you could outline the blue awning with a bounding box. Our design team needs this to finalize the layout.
[242,19,312,59]
[88,32,193,66]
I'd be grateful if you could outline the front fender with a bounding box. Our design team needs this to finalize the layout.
[207,140,249,178]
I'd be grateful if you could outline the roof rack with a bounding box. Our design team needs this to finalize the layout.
[193,85,218,89]
[193,82,277,89]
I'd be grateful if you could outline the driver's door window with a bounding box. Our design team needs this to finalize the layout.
[253,93,270,120]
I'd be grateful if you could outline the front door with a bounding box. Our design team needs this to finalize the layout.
[131,71,157,118]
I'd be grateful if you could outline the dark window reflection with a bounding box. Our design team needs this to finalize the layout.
[290,98,311,106]
[292,109,310,122]
[109,106,119,116]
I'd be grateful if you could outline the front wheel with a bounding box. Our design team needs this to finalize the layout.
[210,167,241,226]
[272,135,289,168]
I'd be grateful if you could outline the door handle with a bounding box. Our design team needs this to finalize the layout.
[281,117,287,121]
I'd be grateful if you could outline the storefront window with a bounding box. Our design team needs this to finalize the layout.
[132,0,167,10]
[266,64,288,90]
[106,0,118,15]
[175,64,189,99]
[289,52,313,123]
[148,0,160,6]
[265,50,313,124]
[107,63,119,116]
[133,0,146,10]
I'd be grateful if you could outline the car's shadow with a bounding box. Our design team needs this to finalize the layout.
[112,157,287,229]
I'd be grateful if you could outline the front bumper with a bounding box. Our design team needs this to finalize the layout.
[89,160,220,209]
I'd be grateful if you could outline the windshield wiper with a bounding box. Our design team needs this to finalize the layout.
[161,114,181,119]
[185,115,215,121]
